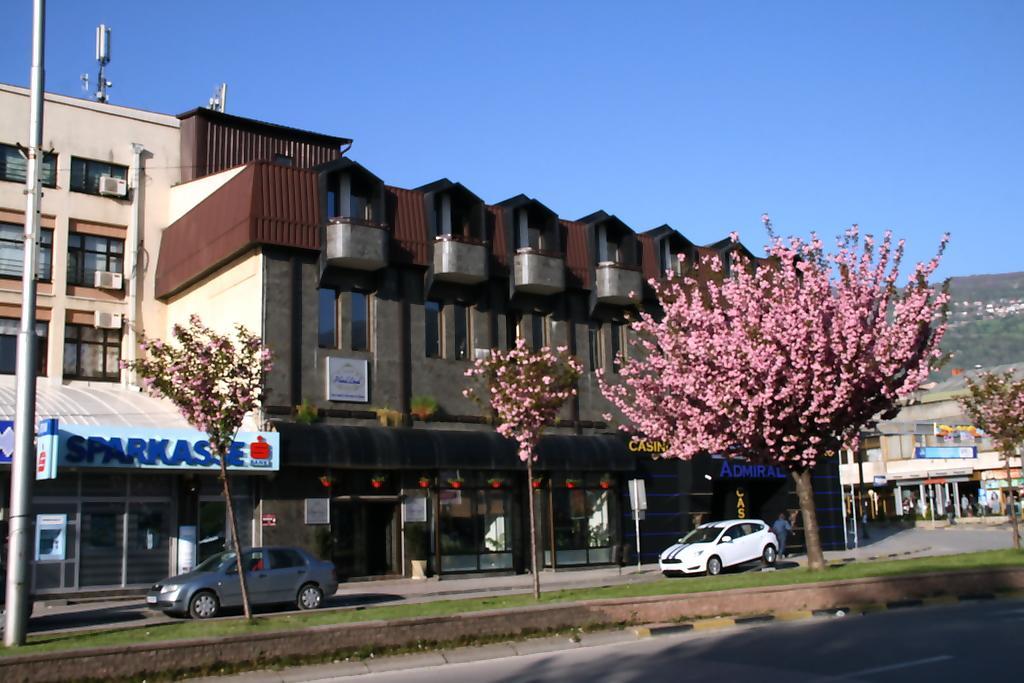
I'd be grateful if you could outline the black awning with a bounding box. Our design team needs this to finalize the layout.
[273,422,636,473]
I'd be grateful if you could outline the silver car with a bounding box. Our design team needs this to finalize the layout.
[146,547,338,619]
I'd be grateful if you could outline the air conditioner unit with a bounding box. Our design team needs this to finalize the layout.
[474,347,491,360]
[93,270,123,290]
[94,311,123,330]
[97,175,128,198]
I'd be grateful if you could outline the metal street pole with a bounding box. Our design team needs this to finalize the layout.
[5,0,45,647]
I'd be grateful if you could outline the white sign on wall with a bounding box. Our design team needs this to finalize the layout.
[326,357,369,403]
[177,525,197,575]
[305,498,330,525]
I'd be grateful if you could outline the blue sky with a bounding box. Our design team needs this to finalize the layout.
[2,1,1021,278]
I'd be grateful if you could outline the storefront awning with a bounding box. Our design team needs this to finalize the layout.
[273,422,638,472]
[0,376,192,428]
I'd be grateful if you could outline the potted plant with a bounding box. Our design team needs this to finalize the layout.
[370,473,387,489]
[405,522,428,580]
[565,477,582,490]
[448,476,465,489]
[599,474,614,490]
[318,474,334,489]
[531,476,544,489]
[374,406,403,427]
[295,399,319,425]
[410,395,439,421]
[487,477,503,489]
[417,475,432,489]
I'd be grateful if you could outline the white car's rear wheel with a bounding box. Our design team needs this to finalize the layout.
[706,556,723,576]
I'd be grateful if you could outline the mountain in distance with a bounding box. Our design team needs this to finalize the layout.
[933,271,1024,379]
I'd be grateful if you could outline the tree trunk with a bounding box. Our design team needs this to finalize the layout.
[526,457,540,600]
[792,468,826,571]
[219,449,253,621]
[1005,463,1020,550]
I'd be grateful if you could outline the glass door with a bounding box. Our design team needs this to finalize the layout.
[79,502,124,587]
[197,500,227,564]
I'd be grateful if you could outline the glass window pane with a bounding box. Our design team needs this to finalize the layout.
[588,323,600,372]
[79,502,125,587]
[63,342,77,375]
[0,334,16,374]
[530,314,546,350]
[611,323,622,372]
[126,502,171,584]
[351,292,368,351]
[317,289,336,348]
[104,343,121,379]
[425,301,441,358]
[587,490,611,548]
[453,304,468,360]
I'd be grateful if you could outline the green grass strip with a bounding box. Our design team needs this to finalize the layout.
[3,548,1022,658]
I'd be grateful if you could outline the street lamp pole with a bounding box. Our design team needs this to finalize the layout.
[4,0,45,647]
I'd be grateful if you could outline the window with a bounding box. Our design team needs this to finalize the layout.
[351,192,374,222]
[317,289,337,348]
[587,322,601,372]
[0,318,47,375]
[67,233,124,287]
[0,222,53,281]
[606,321,622,370]
[0,144,56,187]
[272,153,293,167]
[425,301,442,358]
[530,314,548,350]
[453,303,470,360]
[69,157,128,195]
[505,311,521,350]
[350,291,369,351]
[63,323,121,381]
[268,548,306,569]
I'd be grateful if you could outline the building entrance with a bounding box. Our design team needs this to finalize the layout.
[331,499,399,578]
[711,479,788,522]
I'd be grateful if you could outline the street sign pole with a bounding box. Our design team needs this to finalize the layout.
[5,0,45,648]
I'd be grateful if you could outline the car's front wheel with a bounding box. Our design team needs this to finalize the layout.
[763,544,778,566]
[296,582,324,610]
[706,556,723,576]
[188,590,220,619]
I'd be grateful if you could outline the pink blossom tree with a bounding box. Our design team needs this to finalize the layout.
[464,339,583,598]
[960,370,1024,549]
[600,223,949,570]
[123,315,272,618]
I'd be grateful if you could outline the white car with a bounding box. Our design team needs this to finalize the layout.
[659,519,778,576]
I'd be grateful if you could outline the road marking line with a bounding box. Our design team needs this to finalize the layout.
[839,654,953,678]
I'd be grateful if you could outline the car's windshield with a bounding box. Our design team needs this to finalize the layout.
[193,551,235,573]
[680,527,723,544]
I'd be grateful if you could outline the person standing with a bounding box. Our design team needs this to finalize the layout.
[961,493,970,517]
[771,512,792,558]
[861,500,871,539]
[945,500,956,524]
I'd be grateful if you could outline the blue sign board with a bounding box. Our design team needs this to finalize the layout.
[716,460,788,480]
[914,446,977,460]
[56,425,280,471]
[0,419,13,464]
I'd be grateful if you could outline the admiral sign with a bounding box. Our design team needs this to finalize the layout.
[57,425,280,471]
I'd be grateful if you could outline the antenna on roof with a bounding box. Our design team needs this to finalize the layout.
[208,83,228,113]
[92,24,112,103]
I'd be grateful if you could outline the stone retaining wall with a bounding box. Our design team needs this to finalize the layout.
[4,567,1022,682]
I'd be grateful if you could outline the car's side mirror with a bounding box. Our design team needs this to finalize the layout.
[677,538,686,544]
[720,536,732,544]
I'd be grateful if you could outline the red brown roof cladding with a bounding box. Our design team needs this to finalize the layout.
[562,220,592,289]
[386,186,430,265]
[156,161,320,299]
[640,233,660,282]
[488,205,509,271]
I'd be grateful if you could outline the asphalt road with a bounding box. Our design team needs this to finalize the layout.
[335,598,1021,682]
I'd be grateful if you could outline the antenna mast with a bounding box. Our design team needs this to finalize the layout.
[209,82,228,112]
[93,24,112,103]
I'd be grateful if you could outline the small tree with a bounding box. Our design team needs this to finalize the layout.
[960,370,1024,549]
[600,223,949,570]
[464,339,582,599]
[123,314,272,619]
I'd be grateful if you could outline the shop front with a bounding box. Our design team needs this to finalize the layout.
[264,424,635,580]
[3,422,279,596]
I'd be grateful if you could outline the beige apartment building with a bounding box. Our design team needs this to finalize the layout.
[841,365,1024,522]
[0,83,180,386]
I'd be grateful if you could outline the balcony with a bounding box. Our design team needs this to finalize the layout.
[595,261,643,305]
[324,218,388,271]
[513,249,565,295]
[432,235,488,284]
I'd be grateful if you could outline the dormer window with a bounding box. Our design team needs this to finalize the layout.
[431,189,483,241]
[324,160,385,225]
